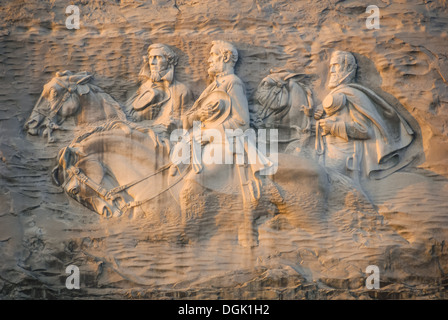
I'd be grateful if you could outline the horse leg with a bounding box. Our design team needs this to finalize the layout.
[178,178,220,243]
[73,158,119,218]
[268,154,329,233]
[237,203,260,248]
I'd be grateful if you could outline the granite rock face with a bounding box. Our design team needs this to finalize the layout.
[1,0,448,299]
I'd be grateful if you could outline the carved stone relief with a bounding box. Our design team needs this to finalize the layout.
[1,0,447,300]
[30,41,422,265]
[25,71,127,142]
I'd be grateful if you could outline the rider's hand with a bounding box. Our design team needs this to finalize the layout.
[199,101,220,122]
[314,105,324,120]
[198,108,209,122]
[319,118,335,135]
[303,105,313,117]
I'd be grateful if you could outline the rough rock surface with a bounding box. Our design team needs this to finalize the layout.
[1,0,448,299]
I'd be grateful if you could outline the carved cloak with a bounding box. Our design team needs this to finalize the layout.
[326,83,415,179]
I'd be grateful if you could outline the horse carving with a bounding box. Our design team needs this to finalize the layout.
[51,119,330,247]
[51,120,176,218]
[34,69,371,248]
[25,71,126,142]
[252,70,314,127]
[251,70,317,153]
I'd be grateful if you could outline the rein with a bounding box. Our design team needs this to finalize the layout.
[62,162,191,216]
[33,79,77,143]
[37,78,74,120]
[107,161,173,196]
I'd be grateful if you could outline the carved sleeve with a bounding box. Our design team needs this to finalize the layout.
[223,80,250,130]
[328,108,370,141]
[329,121,349,141]
[179,86,194,118]
[344,107,370,140]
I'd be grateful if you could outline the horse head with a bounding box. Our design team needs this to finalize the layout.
[252,70,314,129]
[52,146,84,195]
[25,71,96,142]
[52,144,117,217]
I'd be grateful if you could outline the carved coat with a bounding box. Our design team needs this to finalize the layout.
[197,72,275,175]
[129,68,193,130]
[197,72,250,131]
[171,72,276,200]
[316,83,415,179]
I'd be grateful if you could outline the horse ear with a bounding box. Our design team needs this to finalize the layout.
[284,73,302,81]
[76,74,93,85]
[51,166,61,186]
[74,75,93,96]
[56,70,73,77]
[64,73,92,95]
[67,73,92,85]
[270,68,290,75]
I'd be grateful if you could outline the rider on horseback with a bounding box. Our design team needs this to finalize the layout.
[171,41,276,206]
[128,43,194,135]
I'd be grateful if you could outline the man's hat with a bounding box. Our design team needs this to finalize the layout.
[192,90,231,127]
[133,87,167,111]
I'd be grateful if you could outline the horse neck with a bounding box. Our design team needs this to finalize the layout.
[289,81,309,105]
[75,90,112,125]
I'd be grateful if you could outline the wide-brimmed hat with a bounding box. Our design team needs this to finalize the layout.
[133,87,167,111]
[323,92,346,116]
[192,90,231,127]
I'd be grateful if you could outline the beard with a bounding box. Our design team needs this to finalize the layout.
[208,65,218,76]
[208,62,224,77]
[150,68,167,82]
[328,73,341,89]
[328,70,355,89]
[150,71,162,82]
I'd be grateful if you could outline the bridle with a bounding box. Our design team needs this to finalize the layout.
[61,160,191,217]
[33,77,84,142]
[35,78,75,121]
